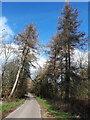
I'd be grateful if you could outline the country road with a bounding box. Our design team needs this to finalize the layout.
[4,93,41,119]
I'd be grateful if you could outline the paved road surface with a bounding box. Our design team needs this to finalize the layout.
[5,93,41,119]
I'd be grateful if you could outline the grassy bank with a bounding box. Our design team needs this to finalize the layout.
[0,99,25,112]
[35,96,76,119]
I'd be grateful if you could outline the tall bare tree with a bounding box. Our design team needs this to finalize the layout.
[9,23,39,98]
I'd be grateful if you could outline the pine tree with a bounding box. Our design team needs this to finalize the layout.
[46,33,61,96]
[57,3,87,100]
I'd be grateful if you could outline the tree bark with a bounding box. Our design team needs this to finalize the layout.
[8,54,24,99]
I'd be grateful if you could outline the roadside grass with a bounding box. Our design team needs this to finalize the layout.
[0,99,25,112]
[0,104,2,112]
[35,96,76,119]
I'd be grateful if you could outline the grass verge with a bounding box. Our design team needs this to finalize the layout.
[35,96,76,119]
[0,99,25,112]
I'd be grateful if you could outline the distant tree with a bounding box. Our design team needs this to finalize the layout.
[70,52,88,99]
[31,65,53,98]
[2,59,19,99]
[1,43,17,82]
[0,29,18,99]
[45,32,64,97]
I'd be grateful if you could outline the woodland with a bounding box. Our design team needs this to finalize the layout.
[0,2,89,119]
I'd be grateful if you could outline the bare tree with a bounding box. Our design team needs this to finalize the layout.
[8,23,39,99]
[0,29,19,99]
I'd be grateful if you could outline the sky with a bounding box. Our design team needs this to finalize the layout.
[0,2,88,77]
[2,2,88,45]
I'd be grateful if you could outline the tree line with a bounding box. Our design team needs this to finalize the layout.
[1,23,39,99]
[0,3,88,103]
[31,3,88,101]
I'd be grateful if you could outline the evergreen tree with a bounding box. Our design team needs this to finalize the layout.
[57,3,87,100]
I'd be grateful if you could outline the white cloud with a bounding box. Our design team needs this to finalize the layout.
[0,17,88,78]
[31,56,47,71]
[0,16,14,43]
[0,43,47,78]
[31,49,88,79]
[0,43,19,70]
[0,43,88,79]
[0,16,47,78]
[0,16,16,71]
[38,57,47,67]
[73,49,88,65]
[31,56,47,78]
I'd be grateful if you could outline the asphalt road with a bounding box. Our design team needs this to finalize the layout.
[5,93,41,119]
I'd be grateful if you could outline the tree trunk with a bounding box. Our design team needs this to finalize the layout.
[8,54,24,99]
[65,52,69,100]
[65,43,70,100]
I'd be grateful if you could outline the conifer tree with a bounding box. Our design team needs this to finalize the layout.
[57,3,87,100]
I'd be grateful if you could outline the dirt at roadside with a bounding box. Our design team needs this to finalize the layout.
[2,97,56,119]
[1,101,25,120]
[35,97,56,119]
